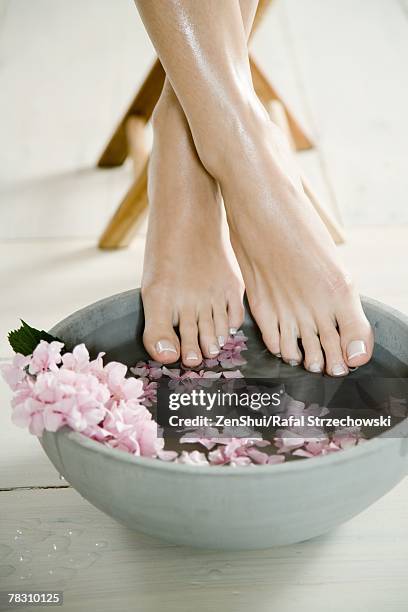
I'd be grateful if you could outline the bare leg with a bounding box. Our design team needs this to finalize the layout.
[141,0,258,365]
[136,0,374,375]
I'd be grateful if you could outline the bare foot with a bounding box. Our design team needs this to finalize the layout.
[141,89,244,366]
[198,102,374,376]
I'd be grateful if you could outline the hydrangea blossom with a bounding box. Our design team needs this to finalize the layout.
[204,332,248,369]
[130,360,163,380]
[1,342,162,457]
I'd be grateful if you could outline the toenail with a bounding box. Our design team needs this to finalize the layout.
[185,351,199,362]
[218,336,226,347]
[156,340,177,354]
[332,363,348,376]
[308,362,322,373]
[274,353,282,358]
[288,359,300,367]
[347,340,367,361]
[209,344,220,355]
[229,327,238,336]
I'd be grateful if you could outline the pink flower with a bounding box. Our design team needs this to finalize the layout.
[176,450,209,466]
[101,402,163,457]
[130,360,163,380]
[203,358,219,368]
[12,397,45,436]
[29,340,64,375]
[203,332,248,370]
[245,447,269,464]
[207,438,271,466]
[140,380,158,407]
[157,449,178,462]
[61,344,89,371]
[162,367,185,381]
[222,370,244,379]
[103,362,144,404]
[1,353,31,390]
[188,370,223,387]
[274,430,307,454]
[292,439,339,458]
[225,332,248,350]
[218,333,248,369]
[162,367,222,390]
[180,427,221,450]
[12,367,110,436]
[332,427,364,450]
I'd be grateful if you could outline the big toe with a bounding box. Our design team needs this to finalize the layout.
[142,292,180,364]
[338,302,374,368]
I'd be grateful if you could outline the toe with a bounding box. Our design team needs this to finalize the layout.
[179,312,203,367]
[142,293,180,364]
[212,304,229,348]
[337,302,374,368]
[261,318,281,357]
[248,301,281,356]
[300,326,324,373]
[198,310,220,358]
[227,294,245,336]
[318,320,348,377]
[279,320,302,366]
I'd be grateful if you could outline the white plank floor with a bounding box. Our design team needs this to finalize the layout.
[1,0,408,610]
[0,483,407,612]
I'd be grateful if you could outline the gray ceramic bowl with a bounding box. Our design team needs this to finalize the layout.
[40,290,408,550]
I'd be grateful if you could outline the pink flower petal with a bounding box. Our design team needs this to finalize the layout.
[222,370,244,379]
[157,449,178,461]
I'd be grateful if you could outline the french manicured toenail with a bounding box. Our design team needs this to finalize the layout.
[209,344,219,355]
[185,351,199,362]
[229,327,238,336]
[347,340,367,360]
[288,359,299,367]
[332,363,348,376]
[309,362,322,373]
[218,336,226,347]
[156,340,177,354]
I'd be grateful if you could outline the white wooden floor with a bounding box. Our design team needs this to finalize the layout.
[1,0,408,610]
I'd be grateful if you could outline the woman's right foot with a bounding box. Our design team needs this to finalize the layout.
[194,99,374,376]
[141,88,244,367]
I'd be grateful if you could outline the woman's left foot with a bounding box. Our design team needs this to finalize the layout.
[141,89,244,367]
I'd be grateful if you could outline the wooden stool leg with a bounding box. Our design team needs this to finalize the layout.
[98,163,148,249]
[250,58,314,152]
[268,100,345,245]
[98,60,165,168]
[251,0,273,35]
[98,117,150,249]
[126,116,149,178]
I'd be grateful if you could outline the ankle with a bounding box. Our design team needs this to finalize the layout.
[192,94,271,178]
[151,85,187,134]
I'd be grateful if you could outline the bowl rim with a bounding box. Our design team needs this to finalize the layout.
[47,291,408,477]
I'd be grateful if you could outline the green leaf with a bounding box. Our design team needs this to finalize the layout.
[8,320,61,356]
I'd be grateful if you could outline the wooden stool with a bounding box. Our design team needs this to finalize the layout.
[96,0,342,248]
